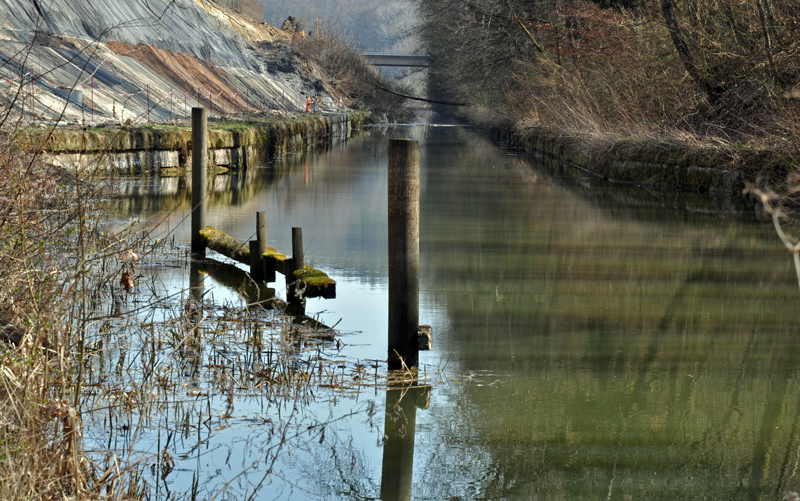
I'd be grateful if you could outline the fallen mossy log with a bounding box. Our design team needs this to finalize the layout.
[199,226,251,263]
[198,226,336,299]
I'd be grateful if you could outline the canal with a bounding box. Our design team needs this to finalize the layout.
[103,125,800,499]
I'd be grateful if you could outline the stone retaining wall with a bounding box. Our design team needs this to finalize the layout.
[491,127,797,196]
[38,113,365,173]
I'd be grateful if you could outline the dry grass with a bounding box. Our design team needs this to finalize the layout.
[0,126,132,498]
[0,85,381,500]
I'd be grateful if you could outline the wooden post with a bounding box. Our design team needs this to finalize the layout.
[387,139,420,370]
[249,241,263,282]
[257,212,267,255]
[288,227,304,304]
[256,212,275,281]
[292,227,304,272]
[191,107,208,253]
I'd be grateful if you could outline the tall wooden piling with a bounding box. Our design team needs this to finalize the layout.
[191,107,208,253]
[387,139,420,370]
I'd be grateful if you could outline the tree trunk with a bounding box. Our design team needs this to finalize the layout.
[660,0,721,102]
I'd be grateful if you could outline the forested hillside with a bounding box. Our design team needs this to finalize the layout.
[412,0,800,145]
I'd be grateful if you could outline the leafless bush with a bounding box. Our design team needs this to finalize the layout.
[745,179,800,291]
[0,122,137,498]
[297,30,412,122]
[413,0,800,143]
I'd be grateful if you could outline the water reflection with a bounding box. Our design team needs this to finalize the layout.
[380,385,430,501]
[108,126,800,499]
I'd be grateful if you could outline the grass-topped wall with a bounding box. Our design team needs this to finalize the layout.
[34,112,369,173]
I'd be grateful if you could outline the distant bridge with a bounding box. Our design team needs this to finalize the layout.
[364,53,431,68]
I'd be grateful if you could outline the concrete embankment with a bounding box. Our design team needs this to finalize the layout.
[36,113,368,173]
[491,127,797,197]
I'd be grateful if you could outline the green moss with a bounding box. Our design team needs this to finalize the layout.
[264,251,288,274]
[265,250,287,262]
[199,226,249,264]
[293,265,336,299]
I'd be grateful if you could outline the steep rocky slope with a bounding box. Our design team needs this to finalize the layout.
[0,0,342,124]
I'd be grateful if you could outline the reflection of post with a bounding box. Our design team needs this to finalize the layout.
[388,139,420,370]
[191,107,208,253]
[188,258,205,321]
[380,385,429,501]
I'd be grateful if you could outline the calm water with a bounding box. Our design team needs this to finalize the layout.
[106,126,800,500]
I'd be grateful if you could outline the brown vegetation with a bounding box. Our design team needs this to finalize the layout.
[0,129,132,497]
[296,31,413,122]
[412,0,800,150]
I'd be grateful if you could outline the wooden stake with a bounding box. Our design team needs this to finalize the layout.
[292,227,304,272]
[249,241,263,282]
[256,212,275,281]
[288,227,304,304]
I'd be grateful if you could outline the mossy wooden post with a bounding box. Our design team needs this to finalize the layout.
[288,227,304,304]
[388,139,420,370]
[250,212,268,282]
[191,107,208,253]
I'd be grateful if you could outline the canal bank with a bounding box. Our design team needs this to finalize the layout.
[32,112,369,173]
[488,125,798,198]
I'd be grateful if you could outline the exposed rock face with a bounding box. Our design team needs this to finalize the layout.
[0,1,336,124]
[0,0,252,68]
